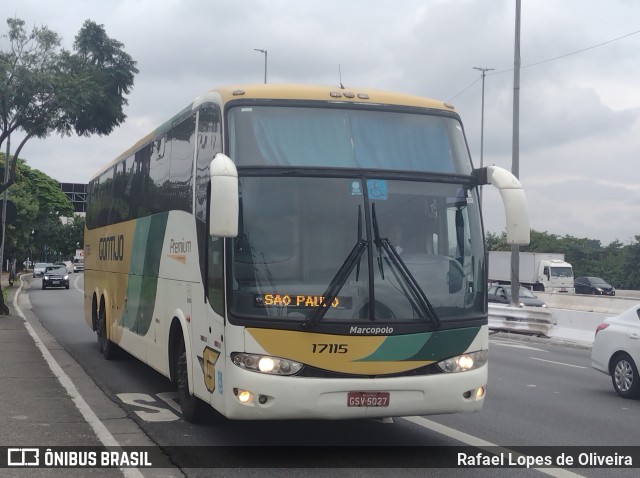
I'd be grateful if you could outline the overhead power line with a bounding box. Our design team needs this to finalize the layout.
[447,28,640,102]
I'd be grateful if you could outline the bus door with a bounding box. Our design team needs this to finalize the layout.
[193,235,225,406]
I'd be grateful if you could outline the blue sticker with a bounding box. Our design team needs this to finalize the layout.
[367,179,388,200]
[218,371,223,395]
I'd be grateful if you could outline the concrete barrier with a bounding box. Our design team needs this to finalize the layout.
[548,308,609,345]
[536,292,638,314]
[488,304,616,346]
[617,289,640,299]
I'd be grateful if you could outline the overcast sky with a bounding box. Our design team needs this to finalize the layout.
[3,0,640,245]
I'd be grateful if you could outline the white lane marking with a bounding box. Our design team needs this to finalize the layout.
[117,393,180,422]
[404,416,586,478]
[73,274,84,293]
[14,276,144,478]
[156,392,182,414]
[490,340,548,352]
[529,357,587,369]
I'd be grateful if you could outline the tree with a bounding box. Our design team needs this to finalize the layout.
[0,153,75,265]
[487,229,640,289]
[0,18,138,193]
[620,236,640,290]
[0,18,136,313]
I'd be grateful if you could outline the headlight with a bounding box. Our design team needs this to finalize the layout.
[437,350,488,373]
[231,352,303,376]
[44,275,49,280]
[64,275,69,280]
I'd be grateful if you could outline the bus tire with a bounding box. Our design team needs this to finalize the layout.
[175,338,201,422]
[98,305,114,360]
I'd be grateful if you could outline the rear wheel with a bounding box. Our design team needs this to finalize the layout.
[611,353,640,398]
[175,339,201,422]
[97,305,114,360]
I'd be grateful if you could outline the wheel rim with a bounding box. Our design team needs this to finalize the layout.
[614,360,634,392]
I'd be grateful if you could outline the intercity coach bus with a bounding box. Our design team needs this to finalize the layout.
[84,84,529,422]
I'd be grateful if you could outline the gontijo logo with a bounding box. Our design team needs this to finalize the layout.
[99,234,124,261]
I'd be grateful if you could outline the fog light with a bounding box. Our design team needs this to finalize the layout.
[258,395,268,404]
[476,387,486,399]
[237,390,253,404]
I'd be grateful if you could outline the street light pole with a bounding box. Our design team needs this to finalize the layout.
[254,49,267,84]
[472,67,494,173]
[510,0,522,307]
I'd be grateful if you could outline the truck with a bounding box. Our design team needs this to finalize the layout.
[73,249,84,273]
[488,251,574,293]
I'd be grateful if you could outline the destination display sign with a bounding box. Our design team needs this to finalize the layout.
[255,294,352,309]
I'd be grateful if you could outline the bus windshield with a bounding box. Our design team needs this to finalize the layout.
[229,176,485,325]
[228,106,472,174]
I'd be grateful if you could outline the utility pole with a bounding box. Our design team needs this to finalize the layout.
[473,66,494,204]
[510,0,522,307]
[0,134,10,280]
[254,49,268,84]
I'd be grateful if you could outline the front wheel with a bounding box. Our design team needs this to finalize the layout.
[175,339,201,422]
[611,354,640,398]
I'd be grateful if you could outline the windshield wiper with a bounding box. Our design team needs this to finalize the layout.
[306,207,367,327]
[371,203,441,328]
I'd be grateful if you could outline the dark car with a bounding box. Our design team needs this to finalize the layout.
[574,276,615,296]
[42,265,70,290]
[488,285,547,307]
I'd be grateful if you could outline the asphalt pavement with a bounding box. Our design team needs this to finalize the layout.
[0,273,183,477]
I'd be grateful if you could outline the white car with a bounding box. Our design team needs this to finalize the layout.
[33,262,54,278]
[591,304,640,398]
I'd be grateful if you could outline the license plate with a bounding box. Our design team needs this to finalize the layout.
[52,280,60,285]
[347,391,390,407]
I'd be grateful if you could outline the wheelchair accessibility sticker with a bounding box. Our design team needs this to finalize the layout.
[350,179,388,200]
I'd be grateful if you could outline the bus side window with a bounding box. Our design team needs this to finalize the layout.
[196,106,222,222]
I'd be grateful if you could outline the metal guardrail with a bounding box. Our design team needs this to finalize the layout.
[488,304,556,337]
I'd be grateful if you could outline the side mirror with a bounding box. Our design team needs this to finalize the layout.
[474,166,530,245]
[209,153,239,237]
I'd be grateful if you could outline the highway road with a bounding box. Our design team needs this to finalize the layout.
[21,274,640,477]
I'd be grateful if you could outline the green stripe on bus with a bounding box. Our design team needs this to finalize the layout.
[119,213,169,335]
[356,327,480,362]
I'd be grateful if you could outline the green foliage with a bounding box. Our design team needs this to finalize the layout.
[486,229,640,290]
[0,153,79,267]
[0,17,138,193]
[620,236,640,290]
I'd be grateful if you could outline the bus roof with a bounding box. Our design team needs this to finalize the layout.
[91,84,457,181]
[211,84,455,110]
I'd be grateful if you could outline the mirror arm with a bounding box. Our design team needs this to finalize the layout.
[474,165,530,246]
